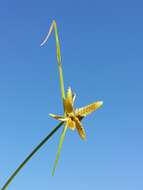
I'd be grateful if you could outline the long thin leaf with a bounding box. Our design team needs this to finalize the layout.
[41,20,67,175]
[41,20,65,101]
[52,125,68,176]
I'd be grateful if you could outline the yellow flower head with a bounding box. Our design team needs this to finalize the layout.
[49,87,103,140]
[41,20,103,176]
[0,20,104,190]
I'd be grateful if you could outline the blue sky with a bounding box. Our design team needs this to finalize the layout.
[0,0,143,190]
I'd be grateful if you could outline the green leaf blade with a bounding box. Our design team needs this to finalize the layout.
[52,125,67,176]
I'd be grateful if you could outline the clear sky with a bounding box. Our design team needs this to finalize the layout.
[0,0,143,190]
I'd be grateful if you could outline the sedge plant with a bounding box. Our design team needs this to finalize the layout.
[1,20,103,190]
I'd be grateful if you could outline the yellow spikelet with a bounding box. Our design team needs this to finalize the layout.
[76,101,103,117]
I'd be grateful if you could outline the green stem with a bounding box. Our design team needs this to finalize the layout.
[1,122,64,190]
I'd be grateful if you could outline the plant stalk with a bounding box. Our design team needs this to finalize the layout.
[1,122,64,190]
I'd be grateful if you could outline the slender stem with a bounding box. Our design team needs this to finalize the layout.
[1,122,64,190]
